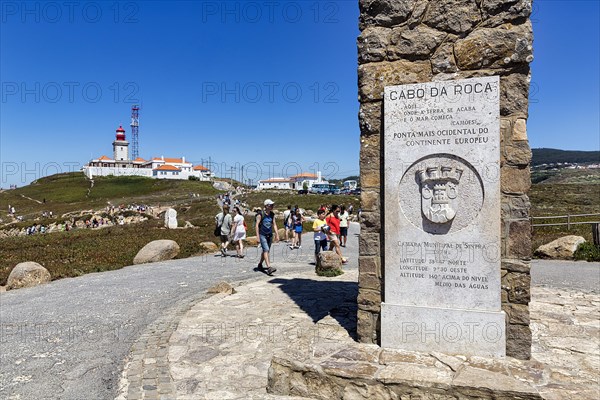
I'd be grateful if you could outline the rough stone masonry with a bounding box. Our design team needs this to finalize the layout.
[357,0,533,359]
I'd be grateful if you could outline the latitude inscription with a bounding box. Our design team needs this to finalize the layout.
[382,76,505,357]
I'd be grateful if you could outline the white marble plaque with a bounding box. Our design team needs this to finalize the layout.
[382,76,505,357]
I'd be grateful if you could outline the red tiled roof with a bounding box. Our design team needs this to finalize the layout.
[290,173,318,179]
[193,165,209,171]
[153,157,184,163]
[133,157,146,162]
[98,155,113,161]
[154,165,181,171]
[261,178,292,183]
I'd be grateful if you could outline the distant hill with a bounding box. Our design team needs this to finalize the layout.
[532,148,600,166]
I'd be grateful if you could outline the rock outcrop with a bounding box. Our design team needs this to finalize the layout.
[199,241,219,252]
[316,251,343,276]
[535,235,586,259]
[7,262,51,290]
[133,240,180,264]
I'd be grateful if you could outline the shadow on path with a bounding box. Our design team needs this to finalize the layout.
[268,277,358,340]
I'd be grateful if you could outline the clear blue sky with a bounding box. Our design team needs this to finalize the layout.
[1,0,598,187]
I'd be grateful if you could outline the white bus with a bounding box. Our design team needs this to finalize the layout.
[343,180,358,191]
[310,183,336,194]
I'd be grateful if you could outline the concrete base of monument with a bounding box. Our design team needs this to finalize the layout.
[267,281,599,400]
[381,303,506,358]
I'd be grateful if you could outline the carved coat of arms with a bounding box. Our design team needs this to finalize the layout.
[417,166,463,224]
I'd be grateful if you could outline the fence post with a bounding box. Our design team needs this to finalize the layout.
[567,214,571,230]
[593,223,600,247]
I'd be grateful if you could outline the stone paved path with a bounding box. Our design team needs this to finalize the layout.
[118,268,599,399]
[0,225,359,400]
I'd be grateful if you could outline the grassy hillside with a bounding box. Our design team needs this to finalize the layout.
[0,172,220,221]
[532,148,600,166]
[0,175,361,285]
[530,182,600,252]
[531,168,600,184]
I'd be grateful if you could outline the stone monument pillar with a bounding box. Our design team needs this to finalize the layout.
[357,0,533,359]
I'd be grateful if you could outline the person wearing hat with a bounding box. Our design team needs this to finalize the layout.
[255,199,280,275]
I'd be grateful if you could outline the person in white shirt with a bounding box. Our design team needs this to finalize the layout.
[230,206,247,258]
[339,205,350,247]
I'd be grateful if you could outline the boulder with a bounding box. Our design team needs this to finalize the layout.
[133,240,180,264]
[246,236,259,247]
[200,241,219,252]
[535,235,586,259]
[207,281,236,295]
[7,262,51,290]
[277,228,286,238]
[316,251,343,276]
[213,181,232,191]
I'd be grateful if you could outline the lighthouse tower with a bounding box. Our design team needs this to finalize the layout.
[113,125,129,161]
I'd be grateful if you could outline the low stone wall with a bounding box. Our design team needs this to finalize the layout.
[268,345,541,399]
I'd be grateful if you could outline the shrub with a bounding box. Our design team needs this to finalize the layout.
[316,268,344,277]
[573,242,600,262]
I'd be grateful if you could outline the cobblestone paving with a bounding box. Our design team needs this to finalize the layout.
[117,268,599,399]
[110,248,599,400]
[116,295,207,400]
[530,287,600,400]
[167,269,358,399]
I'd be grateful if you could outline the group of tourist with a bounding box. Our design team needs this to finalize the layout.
[214,199,354,276]
[215,204,249,259]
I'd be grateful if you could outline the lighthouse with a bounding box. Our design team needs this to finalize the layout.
[113,125,129,161]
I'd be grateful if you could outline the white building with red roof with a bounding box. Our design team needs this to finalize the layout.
[83,126,212,181]
[257,172,325,190]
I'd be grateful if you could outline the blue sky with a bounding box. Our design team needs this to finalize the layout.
[1,0,599,187]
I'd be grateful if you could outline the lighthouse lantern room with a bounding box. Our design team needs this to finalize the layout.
[113,125,129,161]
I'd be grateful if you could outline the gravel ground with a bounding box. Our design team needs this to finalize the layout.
[0,226,359,400]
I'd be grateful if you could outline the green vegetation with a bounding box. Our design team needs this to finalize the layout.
[532,148,600,166]
[531,168,600,184]
[316,267,344,277]
[241,191,360,214]
[0,218,214,286]
[530,183,600,253]
[0,174,361,285]
[0,172,219,222]
[573,242,600,262]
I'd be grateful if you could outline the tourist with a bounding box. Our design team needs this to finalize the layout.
[215,204,232,257]
[229,206,246,258]
[255,199,279,275]
[290,208,305,249]
[339,205,349,247]
[283,205,292,242]
[326,204,347,264]
[312,209,329,264]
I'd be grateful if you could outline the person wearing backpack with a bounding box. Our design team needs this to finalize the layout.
[215,205,232,257]
[283,205,292,242]
[255,199,280,275]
